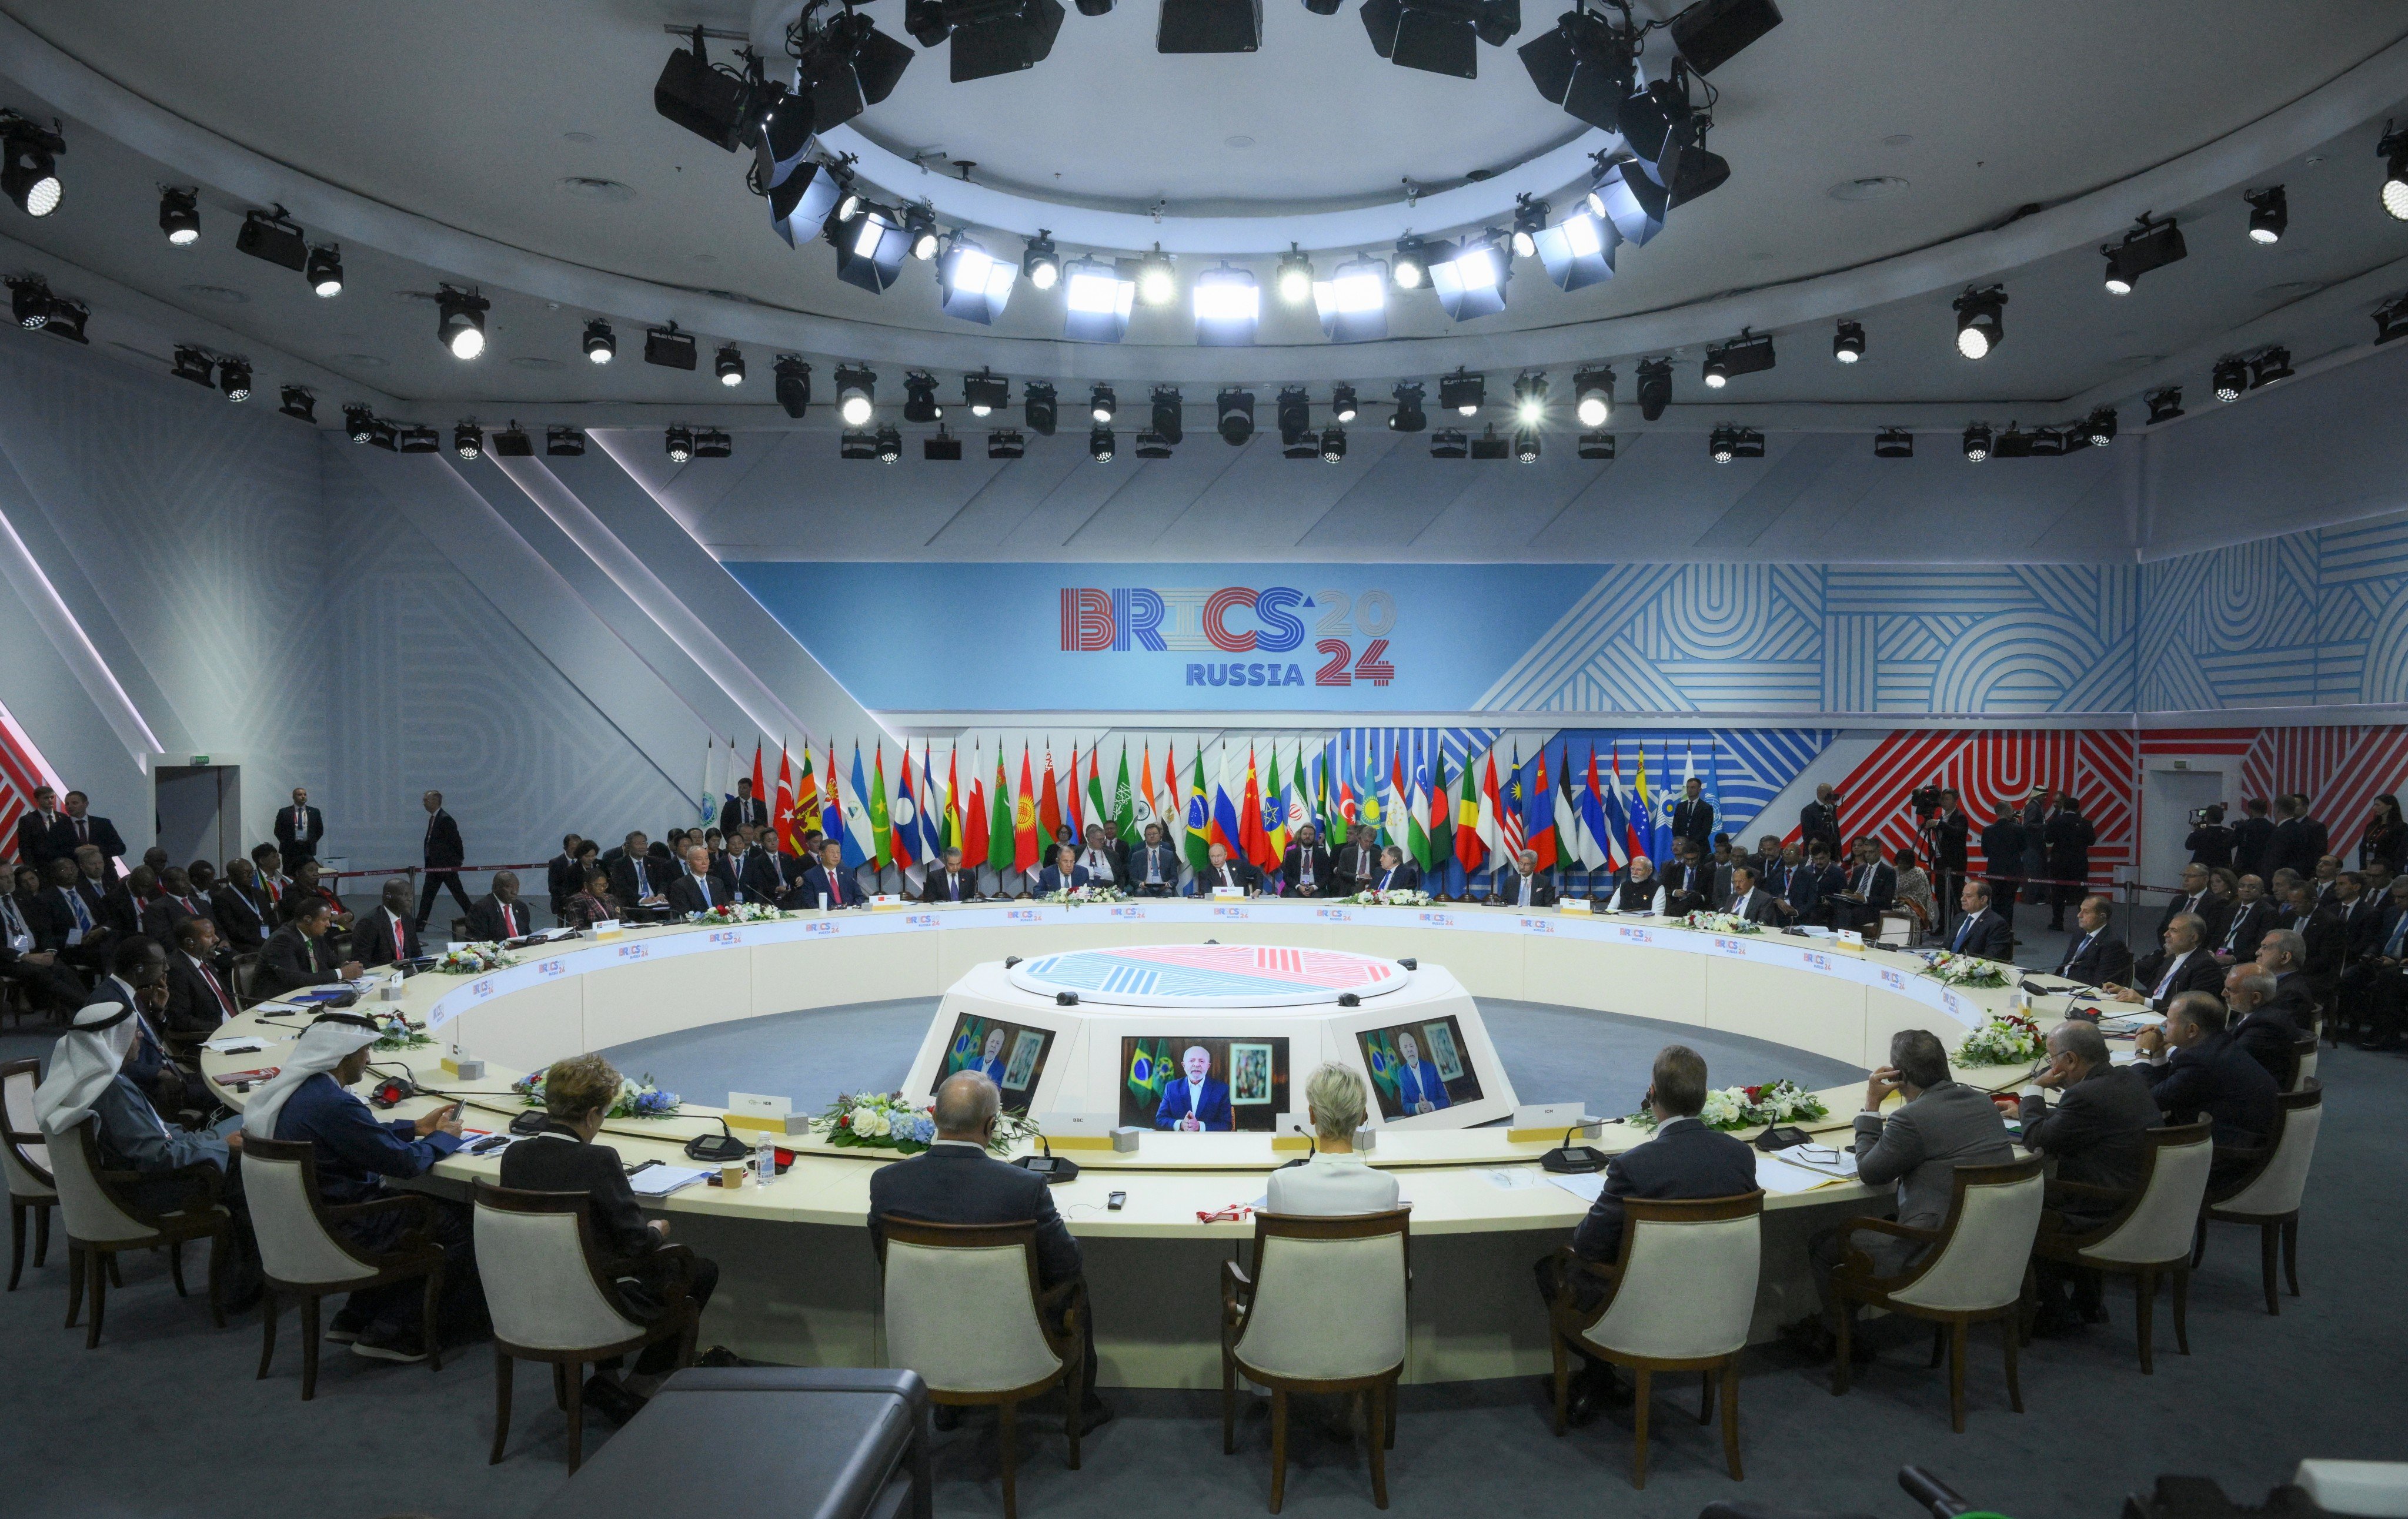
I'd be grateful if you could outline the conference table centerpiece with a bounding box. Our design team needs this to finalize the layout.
[1625,1079,1828,1132]
[1921,951,2011,988]
[430,942,516,975]
[1956,1012,2047,1066]
[692,902,787,924]
[812,1089,1037,1154]
[511,1070,683,1117]
[1041,883,1127,905]
[1680,911,1763,935]
[373,1016,433,1052]
[1345,888,1432,906]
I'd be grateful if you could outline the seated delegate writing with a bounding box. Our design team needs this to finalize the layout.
[1536,1043,1756,1425]
[1388,1030,1451,1113]
[497,1053,721,1426]
[607,832,669,913]
[1155,1045,1234,1131]
[1266,1064,1398,1214]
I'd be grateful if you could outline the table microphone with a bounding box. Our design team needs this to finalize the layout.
[1539,1119,1605,1175]
[1013,1131,1079,1185]
[685,1115,753,1163]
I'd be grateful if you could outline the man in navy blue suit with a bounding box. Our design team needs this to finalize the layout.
[1390,1029,1451,1113]
[1154,1045,1232,1131]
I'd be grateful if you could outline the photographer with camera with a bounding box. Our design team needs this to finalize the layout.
[2186,803,2235,869]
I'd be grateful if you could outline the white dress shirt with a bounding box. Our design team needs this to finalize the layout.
[1266,1149,1400,1216]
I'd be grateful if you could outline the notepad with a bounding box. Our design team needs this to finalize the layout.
[1754,1153,1832,1195]
[628,1166,712,1198]
[1544,1172,1606,1204]
[1771,1145,1859,1181]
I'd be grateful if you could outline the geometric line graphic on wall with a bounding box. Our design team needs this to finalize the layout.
[0,697,67,864]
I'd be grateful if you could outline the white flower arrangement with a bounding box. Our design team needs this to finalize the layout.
[431,942,516,975]
[692,901,787,925]
[1626,1079,1829,1133]
[814,1089,1036,1154]
[1958,1013,2047,1066]
[1041,884,1127,905]
[1922,951,2010,988]
[1346,888,1433,906]
[1681,911,1763,935]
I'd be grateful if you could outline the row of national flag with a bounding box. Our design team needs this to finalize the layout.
[706,734,1726,882]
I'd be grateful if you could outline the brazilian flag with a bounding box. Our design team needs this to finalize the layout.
[943,1019,991,1079]
[1360,1029,1402,1108]
[1125,1038,1175,1108]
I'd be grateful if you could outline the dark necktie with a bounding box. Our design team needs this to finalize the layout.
[199,961,233,1019]
[76,818,88,844]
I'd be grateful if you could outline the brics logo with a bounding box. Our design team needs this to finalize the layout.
[1315,908,1352,922]
[804,920,839,936]
[1006,909,1040,923]
[1519,917,1555,934]
[1108,906,1147,919]
[1059,584,1398,690]
[617,945,649,961]
[537,959,567,978]
[471,978,495,998]
[1714,937,1747,956]
[904,914,937,928]
[708,930,743,946]
[1802,952,1831,971]
[1617,926,1653,943]
[1417,912,1453,926]
[1212,906,1251,919]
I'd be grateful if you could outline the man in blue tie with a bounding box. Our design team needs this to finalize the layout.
[919,847,977,904]
[1945,881,2013,959]
[2053,894,2133,986]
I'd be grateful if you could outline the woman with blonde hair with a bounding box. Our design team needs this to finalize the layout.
[1266,1063,1400,1215]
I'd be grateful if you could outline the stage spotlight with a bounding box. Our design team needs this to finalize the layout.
[0,113,62,218]
[1519,8,1634,132]
[1669,0,1783,73]
[1090,383,1117,423]
[1312,254,1389,342]
[1277,385,1312,444]
[798,9,915,131]
[1090,425,1116,462]
[1392,237,1432,290]
[1062,256,1137,342]
[1573,366,1613,426]
[694,428,733,460]
[830,203,912,292]
[644,323,697,370]
[1532,204,1617,290]
[1283,436,1320,461]
[1709,425,1734,464]
[1994,424,2032,459]
[1438,368,1485,416]
[666,424,695,464]
[1136,245,1177,306]
[398,426,440,454]
[171,344,213,386]
[2250,346,2293,388]
[1873,427,1912,459]
[159,186,199,246]
[1160,0,1263,52]
[2145,386,2184,424]
[1513,427,1539,463]
[1151,384,1184,443]
[1277,246,1314,305]
[1584,155,1664,247]
[1833,319,1865,364]
[837,364,877,425]
[904,370,944,423]
[928,0,1067,79]
[1217,386,1255,444]
[756,110,838,245]
[32,295,83,343]
[1962,422,1992,463]
[1136,430,1174,459]
[775,356,813,418]
[436,285,489,360]
[841,430,880,461]
[6,275,48,329]
[493,423,534,457]
[547,426,587,457]
[1512,372,1547,424]
[1331,384,1358,423]
[1430,233,1510,321]
[1193,264,1260,344]
[218,357,252,403]
[1619,75,1689,167]
[1953,286,2005,359]
[344,405,376,443]
[306,245,343,297]
[964,369,1010,417]
[830,163,864,226]
[1023,230,1060,290]
[2380,125,2408,221]
[2245,186,2287,245]
[1360,0,1521,80]
[2376,293,2408,344]
[1429,428,1468,458]
[2213,356,2248,402]
[279,386,316,424]
[2082,406,2116,447]
[584,320,616,364]
[717,344,747,387]
[1388,380,1426,432]
[1470,425,1509,460]
[876,425,903,462]
[2026,426,2068,457]
[455,419,483,460]
[1701,329,1774,389]
[2101,215,2185,295]
[653,28,780,150]
[988,429,1027,459]
[236,207,308,272]
[903,203,940,261]
[940,233,1020,324]
[1322,426,1348,463]
[1024,380,1059,435]
[1635,356,1672,420]
[1577,431,1614,460]
[1509,195,1549,259]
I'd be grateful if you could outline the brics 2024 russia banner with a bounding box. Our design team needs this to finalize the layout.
[728,562,1603,711]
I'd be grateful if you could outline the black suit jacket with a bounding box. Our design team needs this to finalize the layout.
[2157,891,2227,943]
[25,888,77,953]
[273,804,325,865]
[1835,860,1896,914]
[2229,1005,2305,1087]
[1979,819,2027,880]
[545,853,580,911]
[255,925,341,998]
[609,854,668,906]
[1330,844,1382,894]
[1124,842,1183,894]
[2216,898,2274,961]
[719,796,771,839]
[211,883,275,951]
[2043,811,2096,879]
[1489,868,1558,908]
[162,952,240,1039]
[1571,1117,1758,1262]
[499,1123,660,1261]
[2018,1065,2160,1222]
[2055,927,2135,987]
[1722,888,1781,925]
[867,1143,1082,1289]
[1798,799,1841,851]
[467,894,535,942]
[422,808,465,869]
[2232,816,2276,879]
[2268,817,2320,879]
[356,906,422,968]
[1940,907,2014,959]
[1189,861,1262,896]
[666,872,730,915]
[1929,811,1971,871]
[1368,861,1423,894]
[2336,894,2386,961]
[12,809,68,868]
[2260,971,2317,1028]
[743,849,803,905]
[1281,844,1337,896]
[142,894,201,945]
[919,866,981,904]
[2126,947,2225,1011]
[1670,798,1714,851]
[2138,1034,2279,1147]
[57,814,125,871]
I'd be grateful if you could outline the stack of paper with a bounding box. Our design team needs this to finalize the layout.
[629,1166,713,1198]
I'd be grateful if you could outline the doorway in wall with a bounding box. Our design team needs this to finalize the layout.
[2142,768,2222,892]
[155,765,242,873]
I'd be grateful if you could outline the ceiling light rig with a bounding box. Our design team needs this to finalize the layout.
[1331,384,1358,423]
[493,423,535,457]
[216,356,252,403]
[2100,213,2185,296]
[2145,386,2184,424]
[1277,246,1315,305]
[964,369,1009,417]
[1439,368,1485,416]
[455,419,483,461]
[1512,372,1548,424]
[1873,427,1912,459]
[837,363,877,424]
[1513,427,1539,464]
[1430,232,1511,321]
[2245,186,2286,245]
[1635,356,1672,420]
[1574,366,1613,426]
[904,370,944,423]
[907,0,1068,79]
[2379,122,2408,222]
[584,319,617,364]
[2374,293,2408,345]
[0,111,64,218]
[1090,383,1117,424]
[1313,254,1389,342]
[716,343,747,386]
[2081,407,2116,447]
[1577,432,1614,459]
[1090,424,1116,462]
[1151,384,1184,443]
[1217,387,1254,444]
[1024,380,1058,434]
[436,285,489,360]
[1953,286,2005,359]
[159,186,199,245]
[1519,3,1636,132]
[1276,384,1312,446]
[939,232,1019,323]
[1021,230,1060,290]
[1832,319,1865,364]
[1388,381,1425,432]
[1193,264,1260,345]
[279,386,315,424]
[1962,423,1992,463]
[666,424,695,463]
[1391,237,1432,291]
[2249,346,2293,388]
[644,322,697,370]
[1358,0,1522,79]
[2212,356,2248,403]
[776,356,813,417]
[1701,328,1772,389]
[1063,256,1137,342]
[1136,245,1178,306]
[548,426,588,457]
[1429,429,1468,459]
[306,245,343,297]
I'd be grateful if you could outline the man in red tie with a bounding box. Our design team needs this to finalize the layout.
[468,872,533,942]
[803,838,853,909]
[141,866,205,944]
[59,790,126,882]
[274,785,325,868]
[359,878,423,968]
[164,915,241,1043]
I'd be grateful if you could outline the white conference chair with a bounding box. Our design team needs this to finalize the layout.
[475,1183,699,1473]
[878,1216,1087,1519]
[1222,1209,1411,1513]
[46,1116,231,1348]
[1546,1193,1762,1488]
[2033,1120,2215,1373]
[2,1058,55,1290]
[1831,1157,2043,1432]
[2202,1082,2322,1314]
[245,1135,450,1398]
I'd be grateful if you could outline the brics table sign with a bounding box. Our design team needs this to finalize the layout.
[1059,584,1397,689]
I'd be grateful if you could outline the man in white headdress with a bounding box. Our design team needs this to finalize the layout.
[245,1012,471,1363]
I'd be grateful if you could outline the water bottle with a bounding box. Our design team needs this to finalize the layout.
[754,1136,776,1188]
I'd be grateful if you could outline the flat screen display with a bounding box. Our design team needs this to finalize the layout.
[931,1013,1057,1115]
[1355,1015,1482,1120]
[1117,1035,1290,1133]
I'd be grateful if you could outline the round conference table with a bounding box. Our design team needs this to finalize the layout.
[198,900,2080,1389]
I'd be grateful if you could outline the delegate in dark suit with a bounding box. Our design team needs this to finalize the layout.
[356,905,422,968]
[743,848,806,907]
[1368,859,1422,894]
[797,860,859,908]
[465,892,535,942]
[417,804,472,928]
[2157,888,2231,946]
[1188,859,1261,896]
[1569,1116,1757,1262]
[255,924,345,999]
[1979,816,2026,907]
[1154,1076,1234,1130]
[2055,924,2135,987]
[1941,905,2014,960]
[2043,809,2096,915]
[868,1143,1084,1292]
[1280,842,1337,896]
[665,871,730,915]
[2228,1003,2304,1088]
[719,795,770,839]
[1798,798,1841,854]
[2019,1065,2160,1227]
[2269,815,2328,882]
[211,881,275,953]
[2216,898,2275,962]
[12,808,68,869]
[1721,883,1782,925]
[2126,947,2226,1011]
[1829,859,1895,932]
[162,950,242,1042]
[1671,797,1715,855]
[141,892,201,946]
[57,812,126,874]
[1330,841,1382,896]
[1033,864,1093,895]
[1123,841,1183,895]
[1489,866,1558,908]
[274,804,325,867]
[2232,814,2276,881]
[1791,860,1843,924]
[1843,1082,2014,1274]
[918,864,981,904]
[608,853,669,909]
[2138,1035,2278,1150]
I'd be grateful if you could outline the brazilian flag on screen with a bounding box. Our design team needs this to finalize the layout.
[1125,1038,1176,1107]
[945,1020,991,1078]
[1360,1029,1402,1108]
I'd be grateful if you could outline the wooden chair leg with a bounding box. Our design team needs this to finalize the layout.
[1928,1321,1947,1368]
[2259,1222,2280,1314]
[169,1239,188,1297]
[1947,1321,1967,1434]
[489,1349,513,1465]
[64,1243,83,1328]
[1831,1303,1853,1396]
[565,1360,586,1477]
[205,1232,226,1330]
[1549,1332,1569,1435]
[1698,1369,1714,1424]
[1384,1377,1395,1451]
[2134,1270,2156,1376]
[85,1247,106,1349]
[8,1200,22,1290]
[2002,1315,2022,1413]
[553,1361,569,1410]
[301,1295,322,1401]
[2282,1217,2301,1297]
[31,1202,47,1267]
[422,1264,445,1374]
[258,1288,278,1380]
[1630,1367,1652,1489]
[1720,1358,1742,1480]
[1223,1345,1238,1454]
[105,1253,122,1288]
[1367,1382,1389,1510]
[998,1397,1020,1519]
[1268,1388,1288,1514]
[1064,1364,1084,1471]
[2171,1267,2190,1356]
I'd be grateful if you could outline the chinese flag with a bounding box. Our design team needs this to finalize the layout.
[1239,746,1278,871]
[1014,747,1043,872]
[773,745,796,853]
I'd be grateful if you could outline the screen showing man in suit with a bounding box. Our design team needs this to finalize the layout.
[1358,1016,1483,1120]
[1119,1036,1290,1133]
[930,1013,1056,1114]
